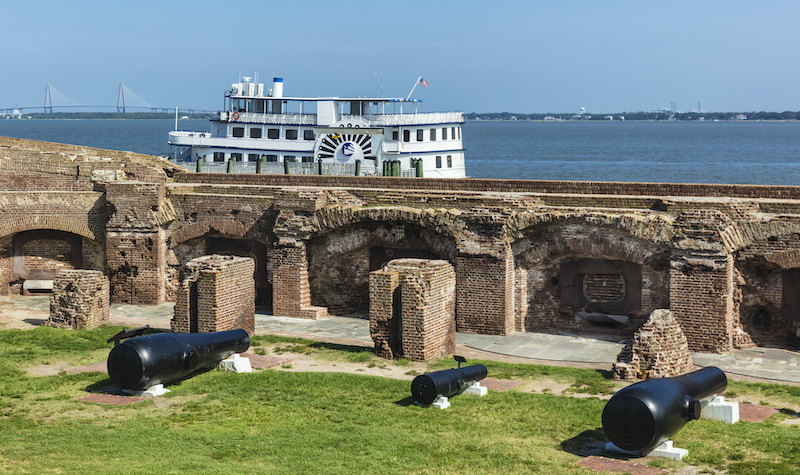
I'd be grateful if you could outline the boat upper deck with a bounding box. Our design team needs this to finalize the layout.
[223,111,464,127]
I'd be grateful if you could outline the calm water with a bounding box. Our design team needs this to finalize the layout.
[1,119,799,184]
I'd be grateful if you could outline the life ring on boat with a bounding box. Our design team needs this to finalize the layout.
[231,111,240,120]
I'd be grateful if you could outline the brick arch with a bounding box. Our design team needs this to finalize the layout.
[509,212,673,334]
[304,207,461,316]
[170,219,251,245]
[0,216,102,242]
[308,206,464,243]
[506,211,675,249]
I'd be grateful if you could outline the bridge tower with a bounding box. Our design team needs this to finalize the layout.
[44,83,53,113]
[117,82,126,113]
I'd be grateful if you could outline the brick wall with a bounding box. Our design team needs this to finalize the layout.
[456,251,514,335]
[176,171,800,200]
[7,136,800,353]
[45,269,109,329]
[272,245,327,319]
[370,259,456,361]
[172,255,255,335]
[105,182,167,304]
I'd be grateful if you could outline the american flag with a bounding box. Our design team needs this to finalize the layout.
[418,78,429,87]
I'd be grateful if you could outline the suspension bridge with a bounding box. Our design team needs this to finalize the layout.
[1,83,214,115]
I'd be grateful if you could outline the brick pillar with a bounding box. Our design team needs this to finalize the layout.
[272,245,327,319]
[456,248,515,335]
[670,253,736,353]
[172,255,255,335]
[105,182,168,304]
[369,259,455,361]
[369,269,401,358]
[669,210,741,353]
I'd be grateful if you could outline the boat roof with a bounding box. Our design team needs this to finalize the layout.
[229,95,421,103]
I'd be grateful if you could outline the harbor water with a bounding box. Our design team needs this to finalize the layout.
[1,119,799,185]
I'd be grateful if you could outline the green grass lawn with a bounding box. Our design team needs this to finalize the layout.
[1,326,800,474]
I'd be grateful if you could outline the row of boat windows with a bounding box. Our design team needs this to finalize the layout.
[213,152,314,162]
[393,126,462,142]
[229,126,462,141]
[231,127,315,140]
[208,152,454,167]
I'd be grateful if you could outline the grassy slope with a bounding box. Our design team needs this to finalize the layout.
[1,326,799,474]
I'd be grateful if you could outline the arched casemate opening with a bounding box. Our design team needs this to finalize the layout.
[169,235,271,306]
[307,222,457,317]
[512,221,671,335]
[7,230,104,294]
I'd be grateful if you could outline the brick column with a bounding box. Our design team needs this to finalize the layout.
[456,248,515,335]
[669,210,742,353]
[369,269,401,358]
[172,255,255,335]
[105,182,168,304]
[369,259,456,361]
[272,245,327,319]
[670,253,736,353]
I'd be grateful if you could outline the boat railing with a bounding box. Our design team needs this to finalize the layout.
[227,112,318,125]
[173,160,415,177]
[169,131,212,138]
[340,111,464,127]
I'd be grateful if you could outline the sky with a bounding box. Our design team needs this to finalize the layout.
[2,0,799,115]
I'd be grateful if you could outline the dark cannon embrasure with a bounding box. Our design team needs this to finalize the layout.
[411,356,488,406]
[106,328,250,391]
[602,367,727,453]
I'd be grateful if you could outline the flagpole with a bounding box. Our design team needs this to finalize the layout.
[406,76,422,101]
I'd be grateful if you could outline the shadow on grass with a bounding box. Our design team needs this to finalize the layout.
[560,428,608,457]
[394,396,418,407]
[84,366,217,394]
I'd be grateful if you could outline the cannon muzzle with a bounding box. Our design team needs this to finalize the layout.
[602,367,727,452]
[107,329,250,391]
[411,358,488,406]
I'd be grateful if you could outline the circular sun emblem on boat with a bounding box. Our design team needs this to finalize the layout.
[314,121,373,164]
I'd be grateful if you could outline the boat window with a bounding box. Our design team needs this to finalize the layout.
[442,128,447,140]
[230,153,243,162]
[458,127,461,139]
[286,129,298,140]
[250,128,262,138]
[248,154,260,162]
[268,129,279,139]
[451,127,456,140]
[301,156,314,163]
[416,130,423,142]
[403,130,410,142]
[447,155,452,168]
[430,129,436,141]
[213,152,225,162]
[392,130,399,141]
[266,155,278,162]
[284,155,297,162]
[232,127,245,138]
[304,130,315,140]
[436,156,442,168]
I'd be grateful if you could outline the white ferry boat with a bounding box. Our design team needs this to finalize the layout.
[168,76,466,178]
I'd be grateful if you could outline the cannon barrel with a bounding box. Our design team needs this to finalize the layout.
[411,364,487,406]
[107,329,250,391]
[602,367,727,452]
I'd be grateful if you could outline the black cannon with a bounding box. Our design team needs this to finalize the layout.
[602,367,727,452]
[411,356,488,406]
[107,329,250,391]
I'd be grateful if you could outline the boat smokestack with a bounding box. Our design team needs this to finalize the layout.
[272,78,283,98]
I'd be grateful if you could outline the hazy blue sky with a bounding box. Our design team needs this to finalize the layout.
[2,0,799,114]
